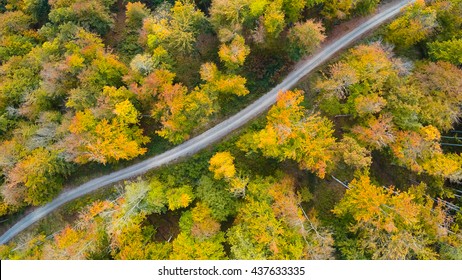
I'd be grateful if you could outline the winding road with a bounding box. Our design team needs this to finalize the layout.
[0,0,414,245]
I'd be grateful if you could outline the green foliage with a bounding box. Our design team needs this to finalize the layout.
[209,0,250,39]
[0,45,43,113]
[0,34,36,62]
[227,175,334,259]
[111,213,166,260]
[287,19,325,60]
[385,0,437,49]
[145,179,168,214]
[2,0,462,262]
[439,243,462,260]
[353,0,380,16]
[48,0,115,35]
[125,2,151,29]
[409,61,462,131]
[282,0,306,23]
[0,10,33,36]
[170,232,227,259]
[209,0,313,44]
[315,37,462,183]
[196,176,237,221]
[6,147,71,205]
[385,86,422,131]
[142,1,206,54]
[0,235,47,259]
[218,35,250,70]
[432,0,462,40]
[320,0,381,20]
[123,179,167,215]
[155,153,211,186]
[166,185,195,211]
[263,0,285,39]
[173,202,225,259]
[428,38,462,65]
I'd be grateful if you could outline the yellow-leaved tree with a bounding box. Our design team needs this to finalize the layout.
[333,174,461,259]
[238,90,337,178]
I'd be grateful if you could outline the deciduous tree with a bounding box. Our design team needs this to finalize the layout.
[6,147,71,205]
[351,114,395,150]
[67,100,149,164]
[428,38,462,65]
[209,151,236,180]
[48,0,115,35]
[166,185,194,211]
[333,174,455,259]
[142,1,205,54]
[228,175,335,259]
[336,136,372,169]
[386,0,437,49]
[239,90,337,178]
[218,35,250,70]
[196,176,237,221]
[287,19,325,60]
[409,61,462,131]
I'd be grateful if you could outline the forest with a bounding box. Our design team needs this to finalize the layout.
[0,0,461,259]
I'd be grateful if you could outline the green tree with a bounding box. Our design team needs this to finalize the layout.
[386,0,437,49]
[228,175,334,259]
[431,0,462,40]
[409,61,462,131]
[142,0,205,54]
[123,179,168,215]
[170,206,227,259]
[125,2,151,29]
[196,176,237,221]
[428,38,462,65]
[263,0,285,39]
[0,11,37,61]
[170,232,227,260]
[321,0,355,20]
[282,0,306,23]
[166,185,195,211]
[5,147,71,205]
[48,0,115,35]
[209,0,251,41]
